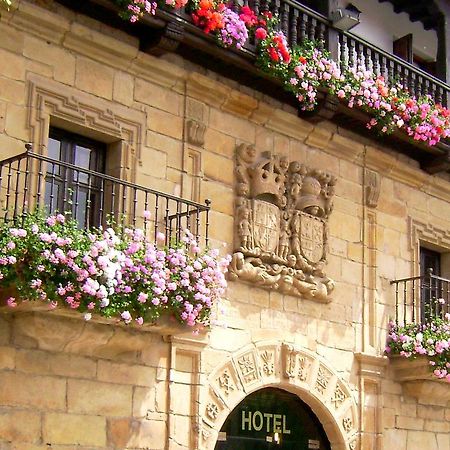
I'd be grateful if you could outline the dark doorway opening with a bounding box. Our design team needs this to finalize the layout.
[214,388,331,450]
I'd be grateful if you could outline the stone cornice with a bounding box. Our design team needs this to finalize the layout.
[354,353,388,380]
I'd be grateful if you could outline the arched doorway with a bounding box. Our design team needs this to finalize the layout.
[214,387,331,450]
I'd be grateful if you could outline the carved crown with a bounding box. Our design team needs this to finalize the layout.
[247,152,287,205]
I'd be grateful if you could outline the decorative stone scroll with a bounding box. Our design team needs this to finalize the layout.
[229,144,336,301]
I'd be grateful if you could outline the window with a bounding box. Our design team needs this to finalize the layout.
[393,34,437,77]
[45,128,106,228]
[420,247,446,322]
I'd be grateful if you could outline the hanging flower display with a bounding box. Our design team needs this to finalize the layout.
[386,305,450,382]
[111,0,450,147]
[0,210,230,328]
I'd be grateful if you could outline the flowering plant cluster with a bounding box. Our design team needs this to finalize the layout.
[334,68,450,145]
[217,7,248,49]
[283,41,341,111]
[116,0,158,22]
[0,211,230,328]
[113,0,450,146]
[386,303,450,382]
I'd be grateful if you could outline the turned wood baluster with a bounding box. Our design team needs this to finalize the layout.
[317,22,325,50]
[403,68,410,95]
[429,82,437,103]
[388,59,394,86]
[356,42,364,70]
[373,51,380,77]
[273,0,280,25]
[409,72,416,99]
[260,0,269,14]
[349,39,356,69]
[365,48,372,73]
[339,34,348,68]
[299,13,307,43]
[281,2,289,41]
[423,79,430,98]
[380,55,388,81]
[308,17,316,41]
[416,75,423,98]
[436,86,444,105]
[291,8,299,46]
[253,0,260,17]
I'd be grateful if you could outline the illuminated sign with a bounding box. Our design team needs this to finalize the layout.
[215,388,331,450]
[241,411,291,434]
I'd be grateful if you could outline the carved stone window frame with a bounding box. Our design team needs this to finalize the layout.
[27,74,145,183]
[409,217,450,278]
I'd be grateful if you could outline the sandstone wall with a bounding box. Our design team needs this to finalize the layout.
[0,1,449,449]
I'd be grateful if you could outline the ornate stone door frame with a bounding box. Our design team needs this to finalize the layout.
[199,341,358,450]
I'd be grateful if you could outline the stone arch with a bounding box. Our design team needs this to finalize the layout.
[199,340,358,450]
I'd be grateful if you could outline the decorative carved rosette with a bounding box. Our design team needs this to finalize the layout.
[229,144,336,302]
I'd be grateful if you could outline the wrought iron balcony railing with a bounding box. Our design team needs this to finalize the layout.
[391,269,450,326]
[0,147,210,246]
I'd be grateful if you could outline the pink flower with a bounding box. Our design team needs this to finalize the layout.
[135,317,144,326]
[46,216,57,226]
[121,310,132,323]
[255,27,267,40]
[143,210,151,220]
[138,292,148,303]
[6,297,17,308]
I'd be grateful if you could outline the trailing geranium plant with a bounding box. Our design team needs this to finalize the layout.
[112,0,450,147]
[0,210,230,328]
[385,300,450,382]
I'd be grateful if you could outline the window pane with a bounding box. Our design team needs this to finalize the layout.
[74,190,88,228]
[74,145,91,183]
[44,181,60,214]
[47,139,61,175]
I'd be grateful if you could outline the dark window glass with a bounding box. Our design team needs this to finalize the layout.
[45,128,106,228]
[420,247,442,322]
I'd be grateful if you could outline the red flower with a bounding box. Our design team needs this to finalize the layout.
[255,27,267,40]
[298,56,307,64]
[268,47,279,62]
[239,5,257,26]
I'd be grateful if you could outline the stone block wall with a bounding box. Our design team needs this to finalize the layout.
[0,312,172,449]
[0,1,449,449]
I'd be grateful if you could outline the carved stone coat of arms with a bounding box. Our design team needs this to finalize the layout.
[229,144,336,302]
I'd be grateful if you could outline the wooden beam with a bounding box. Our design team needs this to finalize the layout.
[422,152,450,174]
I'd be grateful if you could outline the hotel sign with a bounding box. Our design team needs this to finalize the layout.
[215,388,331,449]
[241,411,291,434]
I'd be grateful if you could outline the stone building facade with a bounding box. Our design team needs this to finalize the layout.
[0,1,449,450]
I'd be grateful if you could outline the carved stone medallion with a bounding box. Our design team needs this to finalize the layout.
[299,213,324,264]
[252,200,280,252]
[229,144,336,301]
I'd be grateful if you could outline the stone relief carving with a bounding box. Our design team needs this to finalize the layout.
[236,353,259,385]
[229,144,336,301]
[315,366,331,395]
[260,350,275,376]
[186,119,206,147]
[202,342,359,450]
[331,384,347,409]
[364,168,380,208]
[217,369,235,396]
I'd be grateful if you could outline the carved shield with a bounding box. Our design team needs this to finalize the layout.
[252,200,280,252]
[300,213,324,263]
